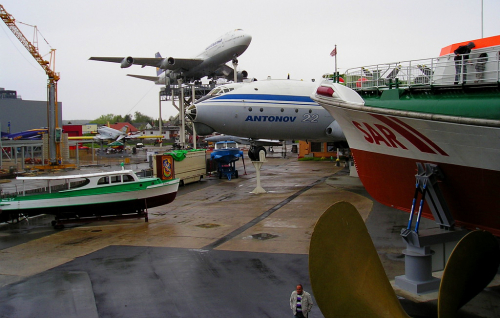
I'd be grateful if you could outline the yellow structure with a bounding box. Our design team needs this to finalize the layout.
[298,140,347,159]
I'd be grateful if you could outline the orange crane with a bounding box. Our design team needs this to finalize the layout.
[0,4,62,166]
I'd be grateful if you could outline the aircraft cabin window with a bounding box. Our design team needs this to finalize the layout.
[248,107,252,111]
[281,108,284,112]
[309,109,312,113]
[295,109,299,113]
[260,108,263,112]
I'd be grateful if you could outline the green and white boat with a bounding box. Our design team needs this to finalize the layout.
[0,168,180,223]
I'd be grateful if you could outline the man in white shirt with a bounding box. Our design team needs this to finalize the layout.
[290,284,313,317]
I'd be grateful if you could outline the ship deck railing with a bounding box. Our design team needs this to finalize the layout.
[343,46,500,91]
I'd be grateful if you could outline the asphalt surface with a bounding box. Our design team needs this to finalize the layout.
[0,149,498,318]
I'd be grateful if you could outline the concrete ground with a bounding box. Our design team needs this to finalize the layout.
[0,149,498,317]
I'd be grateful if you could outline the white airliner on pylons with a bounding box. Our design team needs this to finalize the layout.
[187,79,347,160]
[89,29,252,85]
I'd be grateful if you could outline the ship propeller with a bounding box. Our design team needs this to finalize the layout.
[309,201,500,318]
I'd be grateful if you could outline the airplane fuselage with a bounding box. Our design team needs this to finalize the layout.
[191,80,345,141]
[180,29,250,80]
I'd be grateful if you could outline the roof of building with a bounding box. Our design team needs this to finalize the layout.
[110,122,138,133]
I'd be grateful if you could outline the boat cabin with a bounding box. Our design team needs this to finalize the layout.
[214,141,239,150]
[15,170,142,196]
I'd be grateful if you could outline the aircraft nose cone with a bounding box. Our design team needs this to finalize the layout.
[186,106,197,121]
[243,33,252,46]
[236,29,252,46]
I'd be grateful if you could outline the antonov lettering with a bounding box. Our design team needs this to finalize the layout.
[245,116,296,122]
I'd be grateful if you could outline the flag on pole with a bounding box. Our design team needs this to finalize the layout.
[330,47,337,57]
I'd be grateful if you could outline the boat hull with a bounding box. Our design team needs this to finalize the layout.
[314,86,500,236]
[1,179,179,220]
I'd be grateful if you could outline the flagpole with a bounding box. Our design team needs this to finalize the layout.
[334,44,337,82]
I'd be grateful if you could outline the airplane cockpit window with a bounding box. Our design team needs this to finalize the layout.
[210,88,222,96]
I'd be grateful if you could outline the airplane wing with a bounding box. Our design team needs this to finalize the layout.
[126,135,165,139]
[204,135,282,146]
[89,57,204,71]
[127,74,160,82]
[68,136,97,140]
[213,64,233,77]
[89,57,163,68]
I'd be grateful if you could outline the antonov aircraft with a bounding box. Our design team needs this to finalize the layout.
[187,79,346,159]
[89,29,252,85]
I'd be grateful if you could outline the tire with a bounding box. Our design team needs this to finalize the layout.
[249,146,266,161]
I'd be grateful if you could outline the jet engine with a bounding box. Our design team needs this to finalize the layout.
[160,57,176,69]
[120,57,134,68]
[237,70,248,82]
[325,120,346,141]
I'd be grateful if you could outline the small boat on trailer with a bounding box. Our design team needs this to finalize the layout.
[0,167,179,227]
[210,141,244,180]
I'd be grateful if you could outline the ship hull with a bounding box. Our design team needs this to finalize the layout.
[314,85,500,236]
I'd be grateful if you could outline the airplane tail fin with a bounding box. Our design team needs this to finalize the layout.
[120,125,129,134]
[155,52,164,76]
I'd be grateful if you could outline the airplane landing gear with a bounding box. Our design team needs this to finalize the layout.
[248,146,266,161]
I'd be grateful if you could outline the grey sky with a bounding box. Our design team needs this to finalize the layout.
[1,0,498,121]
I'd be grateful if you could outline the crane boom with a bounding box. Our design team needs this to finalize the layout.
[1,4,63,167]
[0,4,59,81]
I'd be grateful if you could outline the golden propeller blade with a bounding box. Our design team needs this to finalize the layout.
[438,230,500,318]
[309,201,411,318]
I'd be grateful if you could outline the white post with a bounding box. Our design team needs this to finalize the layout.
[158,89,162,146]
[233,60,238,83]
[192,84,197,149]
[178,79,185,149]
[251,149,267,194]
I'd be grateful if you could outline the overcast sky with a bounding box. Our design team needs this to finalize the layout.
[1,0,498,122]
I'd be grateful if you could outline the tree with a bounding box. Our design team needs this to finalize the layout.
[124,114,133,123]
[133,111,154,124]
[91,114,125,125]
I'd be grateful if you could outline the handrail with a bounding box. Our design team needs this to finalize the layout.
[343,46,500,90]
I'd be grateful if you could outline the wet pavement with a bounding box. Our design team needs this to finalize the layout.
[0,150,498,317]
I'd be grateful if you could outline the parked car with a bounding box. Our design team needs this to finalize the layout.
[136,143,144,148]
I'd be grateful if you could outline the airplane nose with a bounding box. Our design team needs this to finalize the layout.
[186,106,197,121]
[243,33,252,46]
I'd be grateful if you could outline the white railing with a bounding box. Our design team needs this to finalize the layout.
[343,47,500,90]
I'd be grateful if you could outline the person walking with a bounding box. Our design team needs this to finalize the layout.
[290,284,313,318]
[454,42,475,84]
